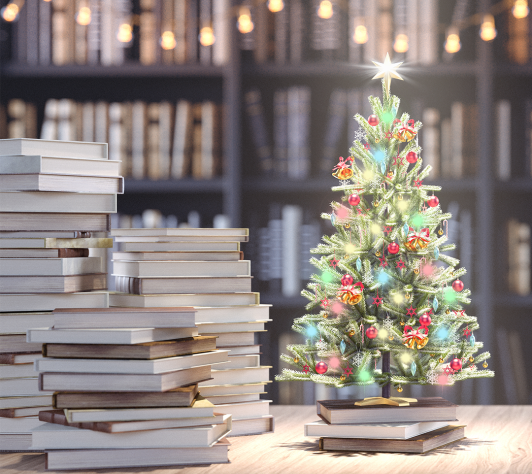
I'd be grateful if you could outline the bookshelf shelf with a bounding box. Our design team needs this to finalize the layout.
[124,178,225,193]
[495,294,532,307]
[494,179,532,192]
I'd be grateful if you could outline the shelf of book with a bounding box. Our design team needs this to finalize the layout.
[124,179,225,194]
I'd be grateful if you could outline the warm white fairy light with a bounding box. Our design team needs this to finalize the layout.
[76,6,91,26]
[345,243,356,254]
[268,0,284,13]
[238,7,254,34]
[317,0,333,19]
[445,27,461,53]
[479,14,497,41]
[353,24,368,44]
[393,34,409,53]
[513,0,529,18]
[117,23,133,43]
[160,31,176,50]
[1,2,20,22]
[199,26,215,46]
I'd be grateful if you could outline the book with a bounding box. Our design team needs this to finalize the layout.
[319,425,466,453]
[171,100,192,178]
[215,354,260,370]
[496,100,512,180]
[197,321,269,334]
[120,241,241,252]
[244,89,273,174]
[27,327,198,345]
[44,439,230,469]
[0,213,111,232]
[0,394,52,410]
[208,399,272,420]
[0,353,42,365]
[0,363,36,378]
[44,336,217,360]
[0,138,108,159]
[0,312,54,334]
[229,415,274,437]
[193,305,270,323]
[0,237,113,249]
[0,248,89,258]
[0,335,43,353]
[211,332,256,346]
[287,86,311,179]
[507,6,529,64]
[0,192,116,214]
[305,419,451,439]
[35,350,228,374]
[109,292,260,307]
[31,415,231,449]
[0,378,52,397]
[0,257,102,276]
[39,409,226,433]
[53,385,199,409]
[112,250,244,262]
[52,307,196,329]
[0,174,124,194]
[421,108,440,179]
[0,433,37,452]
[0,154,120,176]
[282,204,303,296]
[111,227,249,238]
[112,260,251,278]
[199,382,268,397]
[321,89,347,173]
[216,345,261,356]
[273,89,289,175]
[38,365,212,392]
[114,276,253,294]
[205,366,271,386]
[205,393,262,404]
[0,406,51,418]
[0,273,107,294]
[0,291,109,313]
[317,398,458,424]
[0,416,44,432]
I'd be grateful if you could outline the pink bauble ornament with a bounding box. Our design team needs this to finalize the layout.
[406,151,418,163]
[452,279,464,292]
[427,196,439,207]
[387,242,400,254]
[368,114,379,126]
[341,274,354,286]
[419,313,432,327]
[366,326,378,339]
[315,361,328,374]
[450,358,462,371]
[348,193,361,206]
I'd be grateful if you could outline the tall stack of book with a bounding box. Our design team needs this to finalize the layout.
[0,138,120,451]
[305,397,464,454]
[109,228,274,436]
[28,307,231,470]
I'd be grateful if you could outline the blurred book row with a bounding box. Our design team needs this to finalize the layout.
[0,99,223,180]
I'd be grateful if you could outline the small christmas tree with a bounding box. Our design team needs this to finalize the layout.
[276,55,494,399]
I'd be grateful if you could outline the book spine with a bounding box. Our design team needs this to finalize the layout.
[199,0,212,65]
[253,0,269,64]
[421,108,440,179]
[321,89,347,173]
[526,100,532,177]
[140,0,157,65]
[147,103,161,180]
[282,205,303,296]
[158,102,173,179]
[376,0,393,60]
[131,101,146,179]
[348,0,363,63]
[507,7,530,64]
[39,0,52,65]
[418,0,438,64]
[450,102,464,178]
[173,0,186,64]
[161,0,175,64]
[274,1,289,64]
[406,0,418,63]
[273,89,288,176]
[363,0,377,62]
[26,0,39,65]
[200,102,215,179]
[289,0,305,63]
[212,0,230,65]
[244,89,273,174]
[186,0,198,62]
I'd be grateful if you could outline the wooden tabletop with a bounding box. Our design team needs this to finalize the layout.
[1,405,531,474]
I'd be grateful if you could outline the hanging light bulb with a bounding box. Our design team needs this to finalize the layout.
[1,2,20,22]
[353,18,368,44]
[117,23,133,43]
[268,0,284,13]
[76,6,91,26]
[393,33,409,53]
[444,27,461,53]
[160,31,177,50]
[479,14,497,41]
[199,25,215,46]
[317,0,333,19]
[238,7,254,34]
[513,0,529,18]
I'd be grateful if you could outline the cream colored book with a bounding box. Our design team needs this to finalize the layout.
[214,354,260,370]
[0,394,53,409]
[194,305,270,323]
[112,260,251,278]
[0,138,108,159]
[0,238,113,249]
[111,228,248,237]
[202,366,271,386]
[112,250,242,261]
[0,312,54,333]
[209,400,271,420]
[0,192,116,213]
[109,292,260,308]
[114,276,252,294]
[197,321,269,334]
[0,291,109,313]
[0,155,120,175]
[0,273,106,294]
[121,241,241,251]
[0,174,124,194]
[0,257,102,276]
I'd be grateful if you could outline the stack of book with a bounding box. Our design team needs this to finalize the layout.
[305,397,465,454]
[109,227,274,436]
[28,307,232,469]
[0,138,120,452]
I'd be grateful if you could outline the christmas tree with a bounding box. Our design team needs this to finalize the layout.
[276,55,494,399]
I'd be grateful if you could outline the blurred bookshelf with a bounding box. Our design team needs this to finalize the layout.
[1,0,531,405]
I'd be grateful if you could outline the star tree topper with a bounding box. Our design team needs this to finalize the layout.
[372,53,404,98]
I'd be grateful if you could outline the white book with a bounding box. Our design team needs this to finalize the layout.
[112,250,242,262]
[212,0,230,65]
[120,241,241,252]
[216,345,261,356]
[304,420,451,439]
[205,392,262,404]
[0,292,109,313]
[131,101,146,179]
[0,155,120,176]
[496,100,511,180]
[0,364,36,378]
[0,416,44,433]
[229,415,274,437]
[112,228,248,237]
[31,415,231,449]
[158,102,172,179]
[109,292,260,308]
[0,257,102,276]
[112,260,251,278]
[418,0,438,64]
[39,100,58,140]
[440,117,453,178]
[0,231,98,238]
[209,399,271,420]
[0,192,116,213]
[194,305,270,323]
[282,205,302,296]
[199,382,268,397]
[0,237,112,249]
[0,174,123,194]
[363,0,378,61]
[0,138,108,160]
[114,236,248,243]
[196,321,269,334]
[215,354,260,370]
[0,394,53,409]
[202,366,271,386]
[406,0,419,63]
[27,327,198,345]
[0,378,52,397]
[450,102,464,178]
[35,351,228,374]
[171,100,192,179]
[0,312,54,333]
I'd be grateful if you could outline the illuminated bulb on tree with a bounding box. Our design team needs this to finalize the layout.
[348,193,361,206]
[317,1,333,19]
[268,0,284,13]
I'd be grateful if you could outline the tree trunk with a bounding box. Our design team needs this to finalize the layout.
[381,351,390,398]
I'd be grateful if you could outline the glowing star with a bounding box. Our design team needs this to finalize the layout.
[406,305,417,317]
[372,295,383,306]
[302,365,310,374]
[463,326,472,337]
[329,258,340,268]
[414,179,423,188]
[379,257,388,267]
[343,367,353,376]
[372,53,404,97]
[396,259,406,269]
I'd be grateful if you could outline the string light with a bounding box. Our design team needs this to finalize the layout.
[160,31,176,50]
[393,33,409,53]
[479,14,497,41]
[199,26,215,47]
[1,2,20,22]
[444,27,461,53]
[76,6,91,26]
[353,20,368,44]
[513,0,529,18]
[317,0,333,19]
[268,0,284,13]
[117,23,133,43]
[238,7,253,34]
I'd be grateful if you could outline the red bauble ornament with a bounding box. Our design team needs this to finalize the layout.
[419,313,432,327]
[427,196,439,207]
[406,151,418,163]
[315,361,328,374]
[341,274,354,286]
[368,114,379,126]
[387,242,400,255]
[366,326,378,339]
[348,193,361,206]
[452,279,464,292]
[450,358,462,372]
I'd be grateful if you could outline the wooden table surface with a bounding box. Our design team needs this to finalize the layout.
[1,405,531,474]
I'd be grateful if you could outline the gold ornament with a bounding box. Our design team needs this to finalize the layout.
[323,313,329,319]
[388,335,393,340]
[446,309,450,314]
[345,223,350,229]
[294,357,299,363]
[337,285,364,305]
[349,329,355,337]
[374,201,380,207]
[438,229,444,235]
[400,320,405,326]
[397,385,403,393]
[414,269,420,274]
[469,356,474,363]
[438,357,444,363]
[375,138,380,143]
[430,353,435,357]
[398,194,403,200]
[483,361,488,368]
[376,251,381,257]
[340,375,346,381]
[405,293,411,299]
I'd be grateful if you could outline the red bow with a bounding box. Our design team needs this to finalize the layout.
[333,156,353,171]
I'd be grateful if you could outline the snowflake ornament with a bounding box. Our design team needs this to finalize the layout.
[354,128,367,142]
[426,370,439,385]
[383,316,394,331]
[352,352,364,367]
[315,340,327,351]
